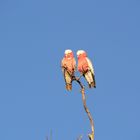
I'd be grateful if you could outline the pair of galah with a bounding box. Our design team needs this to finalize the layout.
[61,49,96,91]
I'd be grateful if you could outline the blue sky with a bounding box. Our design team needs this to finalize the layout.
[0,0,140,140]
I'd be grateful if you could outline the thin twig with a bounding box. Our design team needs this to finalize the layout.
[46,136,48,140]
[50,130,52,140]
[77,135,83,140]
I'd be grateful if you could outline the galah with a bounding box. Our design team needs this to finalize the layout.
[77,50,96,88]
[61,49,76,91]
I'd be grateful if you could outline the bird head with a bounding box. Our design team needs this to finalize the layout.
[64,49,74,59]
[77,50,87,59]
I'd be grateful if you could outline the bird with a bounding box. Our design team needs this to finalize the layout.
[77,50,96,88]
[61,49,76,91]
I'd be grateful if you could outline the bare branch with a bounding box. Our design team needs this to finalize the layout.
[62,68,95,140]
[73,76,95,140]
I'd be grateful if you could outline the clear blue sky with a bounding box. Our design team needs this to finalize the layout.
[0,0,140,140]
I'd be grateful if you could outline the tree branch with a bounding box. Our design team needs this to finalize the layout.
[72,77,94,140]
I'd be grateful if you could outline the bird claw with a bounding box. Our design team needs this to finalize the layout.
[81,88,85,94]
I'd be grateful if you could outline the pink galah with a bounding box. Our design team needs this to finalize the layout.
[61,49,76,91]
[77,50,96,88]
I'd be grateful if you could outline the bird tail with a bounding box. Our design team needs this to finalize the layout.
[66,84,72,91]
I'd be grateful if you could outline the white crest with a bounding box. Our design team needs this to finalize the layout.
[65,49,72,54]
[77,50,86,56]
